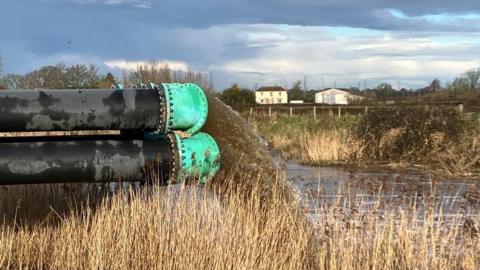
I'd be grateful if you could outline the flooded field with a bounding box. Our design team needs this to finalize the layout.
[282,157,480,228]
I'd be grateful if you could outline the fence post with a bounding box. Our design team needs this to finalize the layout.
[338,107,341,118]
[268,107,272,117]
[313,106,317,119]
[365,106,368,114]
[250,107,253,116]
[290,107,293,117]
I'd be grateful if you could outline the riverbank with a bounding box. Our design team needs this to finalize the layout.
[253,107,480,177]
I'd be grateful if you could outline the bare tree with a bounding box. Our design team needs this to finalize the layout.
[429,78,441,92]
[465,68,480,90]
[63,64,100,89]
[176,69,211,90]
[291,80,302,91]
[129,61,173,85]
[128,61,210,90]
[98,72,117,88]
[35,65,65,88]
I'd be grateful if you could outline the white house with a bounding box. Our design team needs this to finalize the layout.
[255,86,288,104]
[315,88,363,105]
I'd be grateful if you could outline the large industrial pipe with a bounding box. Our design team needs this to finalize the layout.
[0,132,220,185]
[0,83,208,136]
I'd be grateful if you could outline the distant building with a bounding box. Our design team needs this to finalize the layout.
[255,86,288,104]
[290,100,304,104]
[315,88,364,105]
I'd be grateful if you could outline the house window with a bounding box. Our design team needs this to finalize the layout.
[270,92,273,97]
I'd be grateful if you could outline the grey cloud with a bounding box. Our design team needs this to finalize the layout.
[15,0,480,30]
[1,0,480,89]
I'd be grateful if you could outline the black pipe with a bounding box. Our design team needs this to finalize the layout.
[0,88,164,132]
[0,137,175,185]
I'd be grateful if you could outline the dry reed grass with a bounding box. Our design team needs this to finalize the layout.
[311,199,480,269]
[269,130,357,165]
[1,172,479,269]
[0,173,313,269]
[254,115,359,165]
[433,135,480,176]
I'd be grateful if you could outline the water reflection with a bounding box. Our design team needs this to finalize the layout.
[283,159,480,227]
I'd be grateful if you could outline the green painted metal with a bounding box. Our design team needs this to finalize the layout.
[172,132,220,184]
[162,83,208,136]
[145,83,209,140]
[111,83,124,89]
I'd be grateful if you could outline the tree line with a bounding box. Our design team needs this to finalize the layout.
[218,68,480,108]
[0,63,114,89]
[1,55,478,107]
[0,58,212,91]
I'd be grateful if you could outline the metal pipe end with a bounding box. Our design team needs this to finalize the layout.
[169,132,220,184]
[162,83,208,136]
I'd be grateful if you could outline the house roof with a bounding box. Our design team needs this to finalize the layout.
[316,88,362,96]
[256,86,287,92]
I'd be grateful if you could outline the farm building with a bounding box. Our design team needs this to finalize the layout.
[315,88,363,105]
[255,86,288,104]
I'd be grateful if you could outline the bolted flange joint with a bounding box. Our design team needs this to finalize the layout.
[167,132,220,184]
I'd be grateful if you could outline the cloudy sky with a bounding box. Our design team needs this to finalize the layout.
[1,0,479,90]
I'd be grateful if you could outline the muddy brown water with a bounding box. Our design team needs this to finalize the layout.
[203,94,273,174]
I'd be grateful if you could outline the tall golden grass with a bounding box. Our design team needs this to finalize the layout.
[269,129,358,165]
[312,201,480,269]
[0,172,479,269]
[254,115,359,165]
[0,174,313,269]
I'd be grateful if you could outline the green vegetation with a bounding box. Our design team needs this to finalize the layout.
[218,83,255,110]
[356,106,480,174]
[357,106,477,160]
[288,80,315,102]
[255,107,480,175]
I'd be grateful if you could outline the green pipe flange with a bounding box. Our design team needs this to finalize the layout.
[170,132,220,184]
[162,83,208,136]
